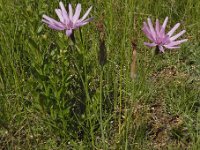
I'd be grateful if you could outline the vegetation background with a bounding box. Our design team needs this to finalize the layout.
[0,0,200,149]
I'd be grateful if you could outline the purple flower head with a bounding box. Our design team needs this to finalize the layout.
[42,2,93,37]
[142,17,188,53]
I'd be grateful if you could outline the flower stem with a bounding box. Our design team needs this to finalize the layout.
[70,31,76,44]
[79,28,84,44]
[155,46,160,55]
[99,68,106,149]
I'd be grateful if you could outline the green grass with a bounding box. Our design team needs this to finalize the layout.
[0,0,200,149]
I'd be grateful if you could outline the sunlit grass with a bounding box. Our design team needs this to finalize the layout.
[0,0,200,149]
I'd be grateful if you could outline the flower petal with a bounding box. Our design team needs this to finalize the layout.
[143,27,155,42]
[66,29,73,37]
[164,45,180,49]
[147,18,156,41]
[165,39,188,47]
[142,22,151,34]
[80,6,92,21]
[143,22,156,42]
[170,30,186,41]
[48,24,65,30]
[161,35,170,44]
[59,2,69,24]
[75,17,93,28]
[144,42,157,47]
[158,45,165,52]
[68,4,73,20]
[167,23,180,37]
[42,15,65,29]
[155,19,160,36]
[55,9,64,22]
[160,17,168,36]
[162,17,168,29]
[42,21,65,30]
[43,15,57,23]
[73,3,81,23]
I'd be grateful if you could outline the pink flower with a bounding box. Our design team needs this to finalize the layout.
[42,2,93,37]
[142,17,188,53]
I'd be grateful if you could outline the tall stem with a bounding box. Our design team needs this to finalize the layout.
[99,67,106,149]
[155,45,160,55]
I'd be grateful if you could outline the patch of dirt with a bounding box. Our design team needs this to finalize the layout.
[125,101,192,149]
[151,66,188,83]
[147,102,191,149]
